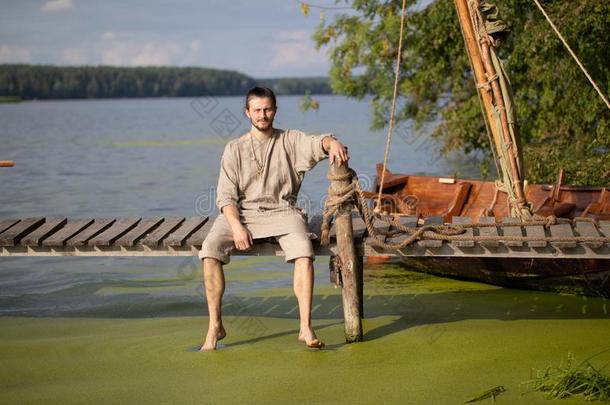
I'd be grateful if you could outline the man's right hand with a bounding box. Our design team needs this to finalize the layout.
[232,223,253,251]
[221,204,253,250]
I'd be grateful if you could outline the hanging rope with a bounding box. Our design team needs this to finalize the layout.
[531,0,610,111]
[375,0,408,213]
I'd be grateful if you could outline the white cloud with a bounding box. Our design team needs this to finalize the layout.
[101,32,118,41]
[62,48,87,64]
[189,40,201,53]
[131,42,183,65]
[41,0,74,12]
[0,45,32,63]
[99,40,201,66]
[270,30,327,71]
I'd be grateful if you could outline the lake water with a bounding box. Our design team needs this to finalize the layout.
[0,95,479,317]
[1,97,608,404]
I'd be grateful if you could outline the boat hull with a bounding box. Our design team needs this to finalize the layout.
[396,256,610,297]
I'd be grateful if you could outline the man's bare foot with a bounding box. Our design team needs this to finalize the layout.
[298,328,325,349]
[201,325,226,352]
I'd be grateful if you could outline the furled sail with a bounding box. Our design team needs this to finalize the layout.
[454,0,532,219]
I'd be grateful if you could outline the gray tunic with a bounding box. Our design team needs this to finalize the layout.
[215,128,332,238]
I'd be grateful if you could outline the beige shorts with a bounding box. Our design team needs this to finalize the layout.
[198,216,315,265]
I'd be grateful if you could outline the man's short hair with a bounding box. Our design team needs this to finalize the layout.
[245,86,276,109]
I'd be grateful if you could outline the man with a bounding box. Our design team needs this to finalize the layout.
[198,86,349,351]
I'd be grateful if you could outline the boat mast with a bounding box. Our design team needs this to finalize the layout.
[453,0,531,219]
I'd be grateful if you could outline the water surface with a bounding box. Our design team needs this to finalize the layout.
[1,97,608,404]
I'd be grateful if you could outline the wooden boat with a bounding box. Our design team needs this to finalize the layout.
[365,165,610,223]
[362,165,610,296]
[360,0,610,296]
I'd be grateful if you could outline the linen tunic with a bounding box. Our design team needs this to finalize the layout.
[215,128,332,238]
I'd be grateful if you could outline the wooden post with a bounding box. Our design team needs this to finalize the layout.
[329,161,363,342]
[454,0,528,212]
[453,0,504,159]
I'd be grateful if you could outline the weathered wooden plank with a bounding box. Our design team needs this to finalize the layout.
[21,218,67,246]
[87,218,141,246]
[418,216,443,248]
[5,240,610,258]
[598,221,610,247]
[477,216,499,248]
[42,219,94,247]
[0,219,20,235]
[115,217,164,247]
[395,215,419,229]
[140,217,185,247]
[574,220,603,249]
[524,222,547,248]
[186,217,215,246]
[0,217,45,246]
[66,218,116,247]
[501,217,524,247]
[452,216,474,248]
[163,217,208,247]
[549,222,577,249]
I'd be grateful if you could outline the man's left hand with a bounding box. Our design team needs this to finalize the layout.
[327,139,349,165]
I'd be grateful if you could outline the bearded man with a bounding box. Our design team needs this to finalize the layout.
[198,86,349,351]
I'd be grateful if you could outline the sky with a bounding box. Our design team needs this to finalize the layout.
[0,0,345,77]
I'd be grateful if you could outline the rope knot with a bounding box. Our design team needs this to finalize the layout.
[320,169,358,246]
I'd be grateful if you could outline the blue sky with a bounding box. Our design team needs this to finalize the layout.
[0,0,344,77]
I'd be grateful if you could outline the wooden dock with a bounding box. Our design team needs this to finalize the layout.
[1,215,609,259]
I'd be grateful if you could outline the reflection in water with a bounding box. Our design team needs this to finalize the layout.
[2,257,607,327]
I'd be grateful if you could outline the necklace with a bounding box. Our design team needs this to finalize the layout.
[249,131,273,178]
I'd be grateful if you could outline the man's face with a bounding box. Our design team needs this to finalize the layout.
[245,96,277,132]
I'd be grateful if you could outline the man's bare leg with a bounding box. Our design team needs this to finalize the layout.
[293,257,324,348]
[201,257,227,351]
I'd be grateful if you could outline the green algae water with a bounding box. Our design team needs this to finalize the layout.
[1,262,609,404]
[1,97,609,403]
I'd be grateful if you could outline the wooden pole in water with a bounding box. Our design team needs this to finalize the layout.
[328,161,363,342]
[0,160,15,167]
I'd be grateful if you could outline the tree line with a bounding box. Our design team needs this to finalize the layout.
[0,64,332,100]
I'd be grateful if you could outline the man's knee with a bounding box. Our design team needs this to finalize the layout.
[202,257,222,267]
[292,256,313,265]
[199,236,232,264]
[277,232,315,263]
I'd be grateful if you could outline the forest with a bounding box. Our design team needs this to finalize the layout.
[0,64,331,99]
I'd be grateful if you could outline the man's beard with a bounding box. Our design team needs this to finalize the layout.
[251,118,273,132]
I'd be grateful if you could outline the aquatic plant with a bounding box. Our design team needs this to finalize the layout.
[464,385,506,403]
[520,352,610,401]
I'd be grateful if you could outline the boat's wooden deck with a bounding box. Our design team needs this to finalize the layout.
[1,215,609,259]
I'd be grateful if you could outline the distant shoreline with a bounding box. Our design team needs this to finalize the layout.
[0,64,333,100]
[3,94,347,103]
[0,95,21,103]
